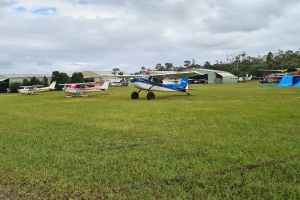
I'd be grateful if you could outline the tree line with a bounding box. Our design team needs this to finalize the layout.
[134,49,300,77]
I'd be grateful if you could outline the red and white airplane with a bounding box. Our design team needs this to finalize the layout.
[60,80,110,97]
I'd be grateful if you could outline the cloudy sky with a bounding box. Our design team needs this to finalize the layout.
[0,0,299,74]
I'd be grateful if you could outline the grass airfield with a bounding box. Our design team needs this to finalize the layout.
[0,82,299,199]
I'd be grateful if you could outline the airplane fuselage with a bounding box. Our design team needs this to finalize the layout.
[18,88,41,94]
[118,72,199,100]
[64,85,106,94]
[131,77,187,92]
[18,81,56,94]
[18,88,53,94]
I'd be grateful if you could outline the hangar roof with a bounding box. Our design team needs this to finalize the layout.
[216,72,237,77]
[0,74,52,79]
[92,71,114,76]
[186,69,237,77]
[82,71,130,77]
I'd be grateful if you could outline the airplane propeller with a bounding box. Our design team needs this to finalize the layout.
[61,83,67,95]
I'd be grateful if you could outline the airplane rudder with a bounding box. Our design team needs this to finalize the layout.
[49,81,56,89]
[179,77,188,87]
[182,77,188,82]
[102,81,110,89]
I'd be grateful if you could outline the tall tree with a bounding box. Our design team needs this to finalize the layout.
[111,68,120,76]
[22,79,31,86]
[155,63,164,71]
[164,63,174,71]
[184,60,191,68]
[266,52,274,63]
[203,61,212,69]
[51,71,70,90]
[30,76,40,85]
[43,75,48,87]
[71,72,84,83]
[140,66,146,72]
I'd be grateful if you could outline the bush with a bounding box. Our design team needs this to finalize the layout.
[9,82,22,93]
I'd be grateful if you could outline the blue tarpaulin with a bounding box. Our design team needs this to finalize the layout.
[278,75,294,87]
[293,76,300,87]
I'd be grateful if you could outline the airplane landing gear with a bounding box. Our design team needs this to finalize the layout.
[187,92,190,96]
[147,91,155,100]
[131,91,139,99]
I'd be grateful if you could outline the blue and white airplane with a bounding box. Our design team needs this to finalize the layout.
[118,71,202,100]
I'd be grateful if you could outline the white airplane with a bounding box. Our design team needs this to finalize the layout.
[60,80,110,97]
[117,71,202,100]
[18,81,56,95]
[238,74,252,82]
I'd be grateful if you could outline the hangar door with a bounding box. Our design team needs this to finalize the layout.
[0,78,9,93]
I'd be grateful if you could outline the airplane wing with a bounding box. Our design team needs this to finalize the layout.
[59,83,97,86]
[19,86,35,88]
[153,71,203,79]
[117,75,144,78]
[117,71,202,79]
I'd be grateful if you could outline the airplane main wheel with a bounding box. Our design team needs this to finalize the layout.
[131,91,139,99]
[147,92,155,100]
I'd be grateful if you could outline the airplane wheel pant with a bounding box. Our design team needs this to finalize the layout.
[131,91,139,99]
[147,92,155,100]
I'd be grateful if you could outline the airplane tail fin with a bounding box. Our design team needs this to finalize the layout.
[100,80,110,90]
[179,77,189,88]
[49,81,56,90]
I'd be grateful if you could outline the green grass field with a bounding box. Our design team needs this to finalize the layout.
[0,82,299,199]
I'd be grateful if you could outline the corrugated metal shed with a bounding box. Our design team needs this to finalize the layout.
[215,72,238,83]
[186,69,238,84]
[0,74,53,93]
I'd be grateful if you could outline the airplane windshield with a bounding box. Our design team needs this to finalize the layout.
[140,76,151,81]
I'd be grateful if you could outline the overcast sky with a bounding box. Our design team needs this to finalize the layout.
[1,0,299,74]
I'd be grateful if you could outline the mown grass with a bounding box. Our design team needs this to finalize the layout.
[0,82,299,199]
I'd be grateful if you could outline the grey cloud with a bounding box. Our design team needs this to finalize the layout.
[0,61,14,68]
[202,1,285,33]
[37,60,54,66]
[0,0,9,8]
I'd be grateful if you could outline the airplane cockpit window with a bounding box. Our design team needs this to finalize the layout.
[140,76,150,81]
[152,77,163,83]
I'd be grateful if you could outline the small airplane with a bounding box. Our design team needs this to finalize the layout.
[60,80,110,97]
[261,73,284,83]
[117,71,202,100]
[258,69,286,84]
[18,81,56,95]
[238,74,252,82]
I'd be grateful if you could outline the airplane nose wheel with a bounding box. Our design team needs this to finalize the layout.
[147,91,155,100]
[131,91,139,99]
